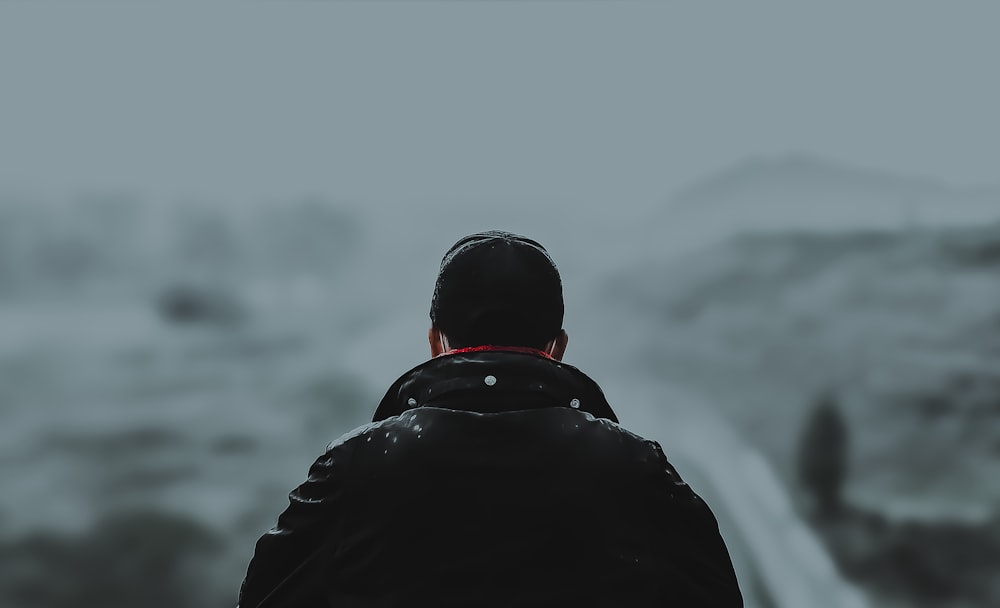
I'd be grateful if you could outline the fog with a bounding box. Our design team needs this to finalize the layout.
[2,3,1000,607]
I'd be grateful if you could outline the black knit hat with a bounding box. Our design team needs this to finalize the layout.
[430,231,564,348]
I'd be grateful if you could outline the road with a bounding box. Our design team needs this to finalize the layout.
[605,378,870,608]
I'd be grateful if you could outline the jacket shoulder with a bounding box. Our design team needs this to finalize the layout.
[346,407,683,486]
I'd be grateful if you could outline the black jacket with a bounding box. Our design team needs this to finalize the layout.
[239,349,743,607]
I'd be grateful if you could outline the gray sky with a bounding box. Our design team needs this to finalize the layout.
[2,2,999,210]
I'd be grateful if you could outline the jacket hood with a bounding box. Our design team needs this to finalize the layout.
[373,349,619,423]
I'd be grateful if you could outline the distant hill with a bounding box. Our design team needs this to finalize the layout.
[655,155,1000,252]
[604,219,1000,522]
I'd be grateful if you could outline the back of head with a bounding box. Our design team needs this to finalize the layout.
[429,230,564,349]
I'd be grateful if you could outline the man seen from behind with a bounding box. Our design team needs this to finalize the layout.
[239,230,744,607]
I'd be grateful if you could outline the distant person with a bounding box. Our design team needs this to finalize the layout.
[238,230,743,607]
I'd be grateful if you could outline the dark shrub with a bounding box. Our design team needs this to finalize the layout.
[0,510,225,608]
[797,391,849,516]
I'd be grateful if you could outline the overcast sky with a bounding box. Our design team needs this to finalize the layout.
[2,2,998,211]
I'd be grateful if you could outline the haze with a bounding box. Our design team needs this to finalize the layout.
[2,2,999,211]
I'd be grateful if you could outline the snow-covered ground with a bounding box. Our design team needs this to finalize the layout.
[606,224,1000,522]
[2,167,997,606]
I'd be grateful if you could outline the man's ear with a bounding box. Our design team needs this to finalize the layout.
[428,326,450,357]
[544,329,569,361]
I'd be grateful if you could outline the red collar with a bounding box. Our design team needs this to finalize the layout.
[443,344,554,359]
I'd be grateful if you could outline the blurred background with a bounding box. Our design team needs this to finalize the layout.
[2,2,1000,607]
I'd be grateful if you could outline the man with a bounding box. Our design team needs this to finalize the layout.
[239,230,743,607]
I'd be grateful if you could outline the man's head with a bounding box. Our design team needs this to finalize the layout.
[429,230,568,359]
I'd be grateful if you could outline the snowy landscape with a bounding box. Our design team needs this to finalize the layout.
[1,155,999,606]
[4,2,1000,605]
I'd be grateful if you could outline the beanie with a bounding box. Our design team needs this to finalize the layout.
[429,231,564,348]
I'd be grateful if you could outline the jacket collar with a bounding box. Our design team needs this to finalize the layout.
[442,344,555,359]
[373,349,618,423]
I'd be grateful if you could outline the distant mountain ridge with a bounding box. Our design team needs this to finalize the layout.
[662,154,1000,241]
